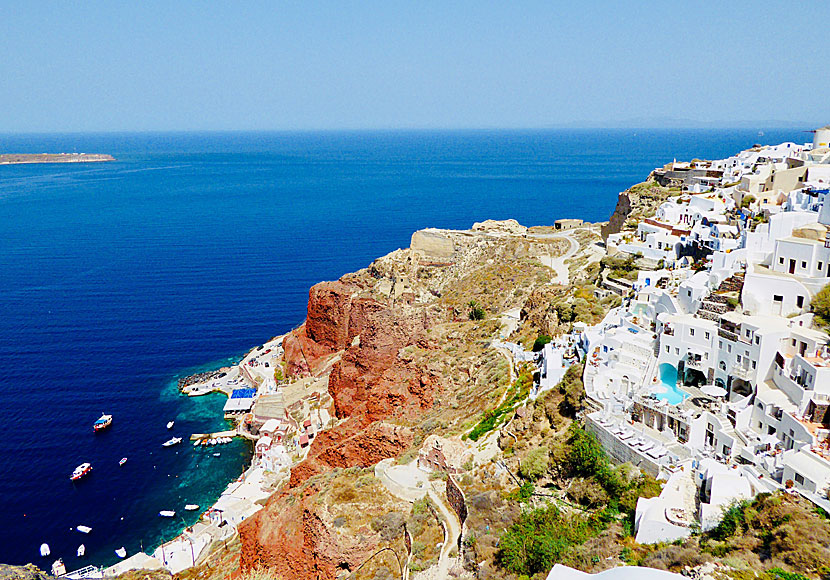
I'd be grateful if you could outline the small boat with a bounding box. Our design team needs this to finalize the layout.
[162,437,182,447]
[115,547,127,558]
[77,544,86,557]
[40,543,50,557]
[184,504,199,511]
[159,510,176,517]
[119,457,127,466]
[51,559,66,576]
[193,440,200,447]
[93,414,113,432]
[167,421,175,429]
[76,525,92,534]
[212,452,220,457]
[70,463,93,481]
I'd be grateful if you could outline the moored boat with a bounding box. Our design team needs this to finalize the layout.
[40,543,50,557]
[159,510,175,517]
[162,437,182,447]
[70,463,92,481]
[166,420,174,429]
[76,525,92,534]
[51,559,66,576]
[185,504,199,511]
[93,414,112,432]
[115,547,126,558]
[77,544,85,557]
[119,457,127,466]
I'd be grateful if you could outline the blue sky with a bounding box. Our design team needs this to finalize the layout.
[1,1,828,131]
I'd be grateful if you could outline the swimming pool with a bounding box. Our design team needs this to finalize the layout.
[653,363,689,405]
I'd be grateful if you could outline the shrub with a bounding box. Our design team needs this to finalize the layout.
[532,335,552,352]
[468,300,486,320]
[519,447,550,481]
[740,194,756,208]
[497,504,604,576]
[811,284,830,328]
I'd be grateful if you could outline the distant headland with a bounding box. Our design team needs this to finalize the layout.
[0,153,114,165]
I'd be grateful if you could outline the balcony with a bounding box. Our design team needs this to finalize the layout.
[730,365,753,380]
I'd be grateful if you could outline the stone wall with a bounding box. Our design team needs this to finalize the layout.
[446,475,467,548]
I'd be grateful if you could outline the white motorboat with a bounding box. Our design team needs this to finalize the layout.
[159,510,176,517]
[162,437,182,447]
[213,452,220,457]
[70,462,93,481]
[76,525,92,534]
[193,440,200,447]
[184,504,199,511]
[119,457,127,466]
[115,547,127,558]
[77,544,86,557]
[167,421,175,429]
[40,543,50,557]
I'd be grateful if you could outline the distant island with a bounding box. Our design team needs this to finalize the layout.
[0,153,114,165]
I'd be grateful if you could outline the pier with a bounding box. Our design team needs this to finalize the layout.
[189,430,237,442]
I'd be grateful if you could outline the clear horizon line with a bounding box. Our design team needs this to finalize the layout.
[0,123,822,136]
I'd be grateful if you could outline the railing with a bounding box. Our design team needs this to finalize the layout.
[731,365,753,380]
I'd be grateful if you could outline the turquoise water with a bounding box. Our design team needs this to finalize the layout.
[0,129,804,567]
[655,363,688,405]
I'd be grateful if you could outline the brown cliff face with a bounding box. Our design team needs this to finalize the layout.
[241,276,442,577]
[239,471,408,579]
[282,280,364,377]
[600,181,671,242]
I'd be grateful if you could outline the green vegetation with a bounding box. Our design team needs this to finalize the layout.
[497,503,606,576]
[467,364,533,441]
[468,300,486,321]
[602,253,640,281]
[740,194,756,209]
[519,446,550,481]
[700,492,830,577]
[532,334,552,352]
[811,284,830,328]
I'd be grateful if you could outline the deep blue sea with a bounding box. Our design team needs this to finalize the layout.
[0,129,804,568]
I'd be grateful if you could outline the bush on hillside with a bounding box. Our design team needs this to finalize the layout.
[811,284,830,328]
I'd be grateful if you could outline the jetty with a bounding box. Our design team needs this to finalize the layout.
[190,430,237,442]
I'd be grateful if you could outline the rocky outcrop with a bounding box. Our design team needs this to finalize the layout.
[471,218,527,235]
[520,286,562,337]
[600,181,671,242]
[240,472,407,579]
[289,421,414,487]
[410,229,455,259]
[282,280,364,377]
[242,271,443,577]
[0,565,52,580]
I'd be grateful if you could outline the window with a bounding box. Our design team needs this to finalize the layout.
[687,289,692,297]
[745,329,751,337]
[792,339,797,346]
[719,340,723,349]
[795,473,805,485]
[690,328,695,337]
[774,295,783,302]
[801,260,807,269]
[752,361,756,369]
[819,261,823,271]
[666,345,670,353]
[705,331,710,340]
[728,345,732,353]
[779,257,785,265]
[755,336,760,345]
[737,355,742,363]
[675,347,680,355]
[797,296,805,308]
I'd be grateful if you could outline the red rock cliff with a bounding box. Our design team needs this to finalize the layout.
[240,276,442,577]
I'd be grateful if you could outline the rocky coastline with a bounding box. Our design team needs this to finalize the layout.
[0,153,114,165]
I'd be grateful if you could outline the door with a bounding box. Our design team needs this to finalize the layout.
[789,259,796,274]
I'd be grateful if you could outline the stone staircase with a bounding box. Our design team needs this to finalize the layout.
[696,272,744,321]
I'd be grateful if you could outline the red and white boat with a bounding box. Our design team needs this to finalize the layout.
[93,414,112,432]
[70,463,92,481]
